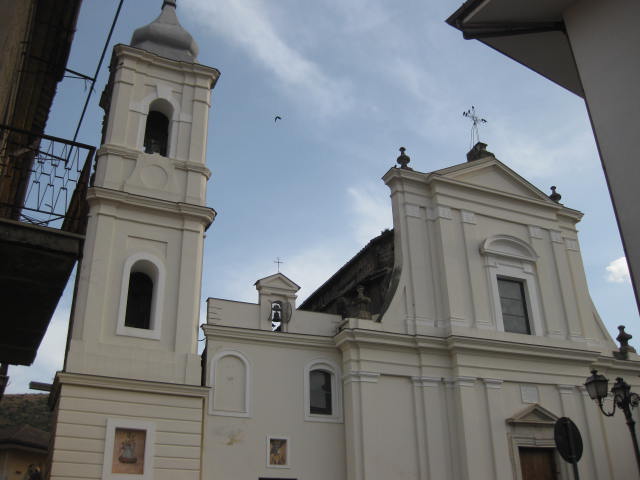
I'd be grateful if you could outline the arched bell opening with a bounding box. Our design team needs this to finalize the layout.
[143,99,173,156]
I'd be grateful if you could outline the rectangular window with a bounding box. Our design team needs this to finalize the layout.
[498,277,531,334]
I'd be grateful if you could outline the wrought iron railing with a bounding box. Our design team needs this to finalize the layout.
[0,124,95,234]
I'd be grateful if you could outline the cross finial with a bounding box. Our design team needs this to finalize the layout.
[463,106,487,148]
[274,257,284,273]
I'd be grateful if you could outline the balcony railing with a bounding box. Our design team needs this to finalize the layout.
[0,124,95,234]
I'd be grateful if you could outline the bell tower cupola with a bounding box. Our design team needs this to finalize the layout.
[65,0,220,385]
[130,0,199,63]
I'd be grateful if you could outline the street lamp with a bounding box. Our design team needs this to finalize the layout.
[585,370,640,473]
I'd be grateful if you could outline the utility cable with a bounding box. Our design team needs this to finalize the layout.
[71,0,125,144]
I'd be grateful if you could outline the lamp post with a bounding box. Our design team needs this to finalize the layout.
[584,370,640,473]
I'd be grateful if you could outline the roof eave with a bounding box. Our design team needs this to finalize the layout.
[446,0,584,97]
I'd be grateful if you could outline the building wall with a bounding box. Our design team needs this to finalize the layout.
[204,158,640,480]
[380,161,613,352]
[0,0,33,125]
[563,0,640,307]
[50,377,206,480]
[203,327,346,480]
[337,324,640,480]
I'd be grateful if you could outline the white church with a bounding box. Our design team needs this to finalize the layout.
[48,2,640,480]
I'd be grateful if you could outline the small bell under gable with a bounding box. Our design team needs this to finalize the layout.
[255,273,300,332]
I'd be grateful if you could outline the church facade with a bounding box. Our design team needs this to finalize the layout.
[47,3,640,480]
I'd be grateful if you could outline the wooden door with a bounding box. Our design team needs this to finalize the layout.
[519,447,557,480]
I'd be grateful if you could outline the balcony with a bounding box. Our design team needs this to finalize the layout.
[0,124,95,366]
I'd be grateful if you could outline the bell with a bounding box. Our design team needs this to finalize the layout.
[272,310,281,322]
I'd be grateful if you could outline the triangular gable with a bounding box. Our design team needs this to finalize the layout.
[432,157,553,203]
[506,403,559,427]
[255,273,300,292]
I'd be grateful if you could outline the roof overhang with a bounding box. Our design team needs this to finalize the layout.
[446,0,584,97]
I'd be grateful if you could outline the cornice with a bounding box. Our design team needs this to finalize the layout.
[382,164,583,224]
[55,372,209,398]
[335,328,448,352]
[202,324,336,349]
[87,187,216,226]
[114,43,220,85]
[382,166,428,186]
[343,371,380,384]
[335,328,608,366]
[97,144,212,179]
[589,356,640,376]
[97,144,138,161]
[445,335,600,364]
[429,176,583,221]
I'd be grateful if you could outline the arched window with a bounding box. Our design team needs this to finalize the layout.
[117,253,165,340]
[480,235,543,336]
[143,111,169,156]
[125,271,153,329]
[304,360,342,423]
[309,369,332,415]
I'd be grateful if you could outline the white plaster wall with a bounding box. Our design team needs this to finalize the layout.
[66,193,207,384]
[337,329,640,480]
[66,43,217,385]
[203,336,345,480]
[563,0,640,307]
[207,297,341,336]
[381,162,615,352]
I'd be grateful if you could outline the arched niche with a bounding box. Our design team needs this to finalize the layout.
[209,350,251,417]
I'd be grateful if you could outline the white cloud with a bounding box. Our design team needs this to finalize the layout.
[606,256,630,283]
[489,119,598,180]
[183,0,352,117]
[347,183,392,246]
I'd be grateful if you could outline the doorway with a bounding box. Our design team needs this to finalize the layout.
[519,447,557,480]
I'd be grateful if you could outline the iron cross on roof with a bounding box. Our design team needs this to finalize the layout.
[463,106,487,148]
[274,257,284,273]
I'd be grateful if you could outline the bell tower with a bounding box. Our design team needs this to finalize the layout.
[50,3,218,480]
[65,0,219,385]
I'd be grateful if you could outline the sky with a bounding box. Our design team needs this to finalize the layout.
[6,0,638,392]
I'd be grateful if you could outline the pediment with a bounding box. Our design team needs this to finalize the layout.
[255,273,300,293]
[435,159,552,203]
[481,235,538,262]
[507,404,559,426]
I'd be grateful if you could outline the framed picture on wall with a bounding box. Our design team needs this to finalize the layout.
[102,418,155,480]
[266,436,289,468]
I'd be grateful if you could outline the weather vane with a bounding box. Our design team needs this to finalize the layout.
[274,257,284,273]
[463,106,487,148]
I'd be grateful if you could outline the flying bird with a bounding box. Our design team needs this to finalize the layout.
[274,115,282,123]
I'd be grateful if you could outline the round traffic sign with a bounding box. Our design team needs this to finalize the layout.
[554,417,583,463]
